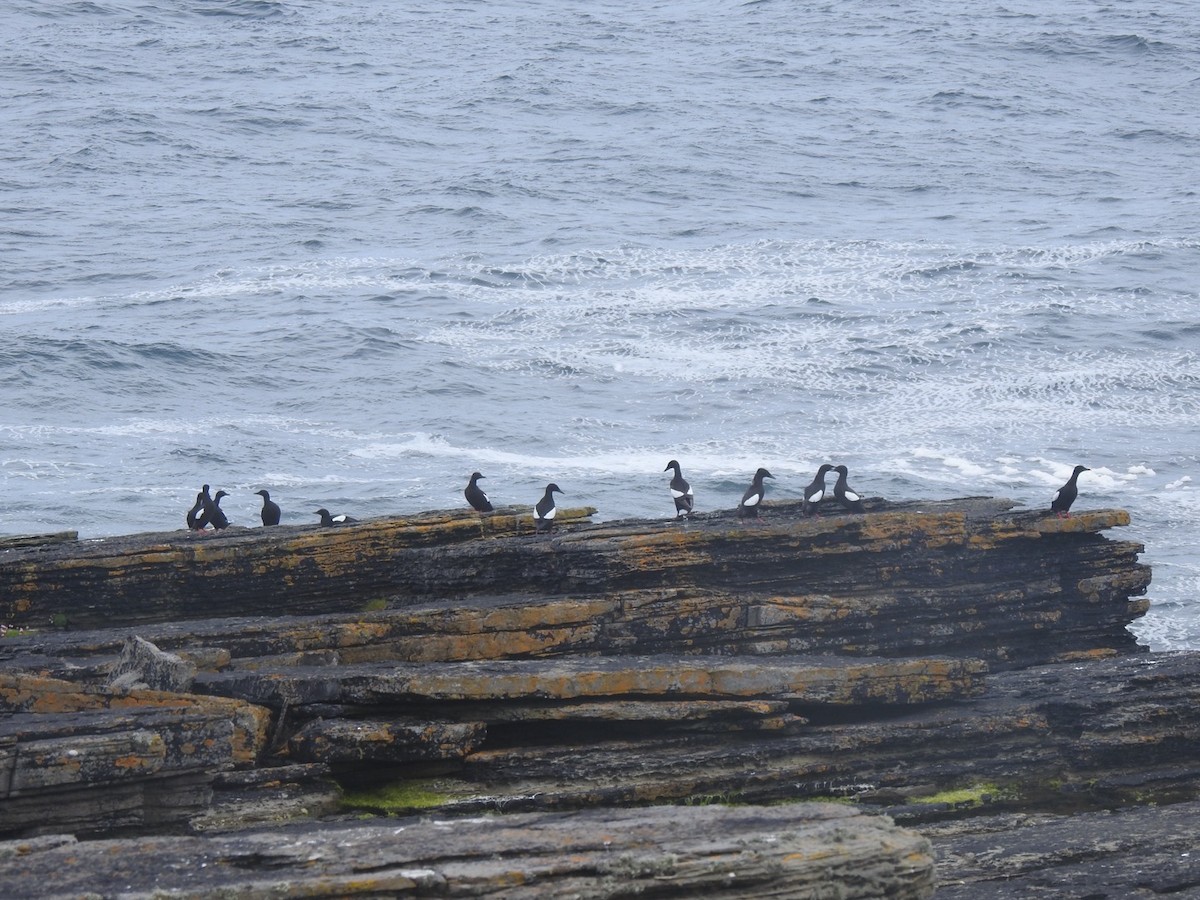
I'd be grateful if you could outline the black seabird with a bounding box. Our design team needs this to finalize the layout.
[534,483,563,534]
[255,489,281,526]
[737,468,774,519]
[802,464,834,516]
[186,484,210,530]
[204,489,230,531]
[664,459,694,518]
[465,472,494,512]
[315,508,356,526]
[1050,465,1089,518]
[833,465,865,513]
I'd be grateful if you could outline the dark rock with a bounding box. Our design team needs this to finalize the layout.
[0,532,77,551]
[0,497,1177,897]
[0,673,271,838]
[412,652,1200,816]
[0,802,936,899]
[194,653,986,710]
[0,501,1148,673]
[287,717,489,764]
[929,801,1200,898]
[107,635,196,693]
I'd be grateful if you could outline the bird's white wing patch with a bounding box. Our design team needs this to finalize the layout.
[742,492,761,507]
[543,506,557,519]
[844,490,860,502]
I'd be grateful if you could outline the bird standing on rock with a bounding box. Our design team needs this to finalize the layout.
[534,483,563,534]
[737,468,774,519]
[1050,465,1089,518]
[315,508,356,526]
[833,465,865,513]
[465,472,494,512]
[186,484,209,531]
[802,464,834,516]
[255,490,281,526]
[203,489,230,530]
[664,460,694,518]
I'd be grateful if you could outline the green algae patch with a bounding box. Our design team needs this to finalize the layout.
[912,782,1014,808]
[339,778,461,814]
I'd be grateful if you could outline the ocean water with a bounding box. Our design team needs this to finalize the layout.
[2,1,1198,649]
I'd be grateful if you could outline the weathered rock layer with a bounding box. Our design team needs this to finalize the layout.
[1,498,1149,671]
[0,803,936,900]
[0,496,1172,898]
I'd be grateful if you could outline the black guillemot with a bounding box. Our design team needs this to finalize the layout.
[737,468,774,519]
[315,508,356,526]
[1050,465,1089,518]
[186,484,210,530]
[465,472,494,512]
[255,489,281,526]
[204,489,230,530]
[802,464,834,516]
[534,483,563,533]
[833,465,865,513]
[664,459,694,518]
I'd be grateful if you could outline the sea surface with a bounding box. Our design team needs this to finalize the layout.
[2,1,1198,649]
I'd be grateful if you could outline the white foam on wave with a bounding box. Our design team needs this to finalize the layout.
[1024,458,1141,492]
[888,449,1155,502]
[407,241,1200,437]
[0,255,427,319]
[6,237,1188,324]
[910,448,992,479]
[0,414,331,441]
[347,432,812,482]
[0,295,99,317]
[0,457,101,480]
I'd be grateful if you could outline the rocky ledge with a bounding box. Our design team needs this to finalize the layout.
[0,496,1190,898]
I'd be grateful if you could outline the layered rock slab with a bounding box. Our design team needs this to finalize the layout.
[0,496,1167,895]
[339,652,1200,816]
[0,673,271,837]
[0,506,597,628]
[194,653,986,708]
[0,802,935,900]
[0,501,1149,672]
[929,800,1200,898]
